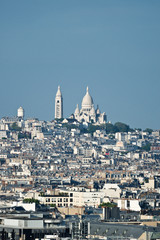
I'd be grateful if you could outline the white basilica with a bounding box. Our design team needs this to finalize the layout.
[73,87,107,124]
[55,86,107,124]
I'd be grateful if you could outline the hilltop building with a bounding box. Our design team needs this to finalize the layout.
[55,86,106,124]
[74,87,106,124]
[55,86,63,119]
[17,106,24,119]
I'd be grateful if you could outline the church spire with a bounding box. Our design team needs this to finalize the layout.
[56,85,62,96]
[74,104,80,115]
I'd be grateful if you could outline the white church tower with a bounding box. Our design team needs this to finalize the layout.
[55,86,63,119]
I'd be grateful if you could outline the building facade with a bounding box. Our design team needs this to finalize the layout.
[55,86,106,124]
[74,87,106,124]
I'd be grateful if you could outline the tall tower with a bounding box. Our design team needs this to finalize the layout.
[55,86,63,119]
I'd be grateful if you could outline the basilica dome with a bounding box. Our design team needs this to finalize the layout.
[81,87,93,110]
[90,106,96,115]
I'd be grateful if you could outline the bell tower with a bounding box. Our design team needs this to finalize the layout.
[55,86,63,119]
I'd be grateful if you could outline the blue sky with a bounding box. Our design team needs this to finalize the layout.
[0,0,160,129]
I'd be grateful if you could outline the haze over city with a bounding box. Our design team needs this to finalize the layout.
[0,0,160,129]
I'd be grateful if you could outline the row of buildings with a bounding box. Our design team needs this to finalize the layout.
[0,92,160,239]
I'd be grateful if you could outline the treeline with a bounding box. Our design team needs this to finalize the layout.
[63,122,132,134]
[87,122,131,134]
[10,122,31,139]
[63,121,155,135]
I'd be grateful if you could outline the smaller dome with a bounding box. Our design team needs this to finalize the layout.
[90,105,96,115]
[74,104,80,115]
[96,105,101,115]
[81,87,93,109]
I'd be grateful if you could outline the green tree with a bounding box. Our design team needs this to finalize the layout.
[23,198,40,204]
[99,202,117,208]
[39,192,45,196]
[10,122,21,131]
[50,204,56,207]
[114,122,130,132]
[18,132,31,139]
[141,143,151,152]
[87,124,100,134]
[144,128,153,134]
[62,123,78,131]
[135,128,142,131]
[105,123,117,133]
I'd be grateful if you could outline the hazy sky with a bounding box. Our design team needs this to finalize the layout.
[0,0,160,129]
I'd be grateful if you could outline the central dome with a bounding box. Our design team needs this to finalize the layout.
[81,87,93,110]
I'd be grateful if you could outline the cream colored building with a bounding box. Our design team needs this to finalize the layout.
[74,87,106,124]
[56,184,122,208]
[39,194,72,207]
[57,206,85,216]
[100,183,121,199]
[117,199,141,211]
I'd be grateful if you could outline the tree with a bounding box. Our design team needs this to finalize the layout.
[144,128,153,134]
[141,143,151,152]
[62,123,78,131]
[135,128,142,131]
[99,202,117,208]
[23,198,40,204]
[114,122,130,132]
[105,123,117,133]
[50,204,56,207]
[39,192,45,196]
[87,124,100,134]
[18,132,31,139]
[10,122,21,131]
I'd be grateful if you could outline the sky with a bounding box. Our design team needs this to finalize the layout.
[0,0,160,130]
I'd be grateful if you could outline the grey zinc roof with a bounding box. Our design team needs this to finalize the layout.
[90,222,157,239]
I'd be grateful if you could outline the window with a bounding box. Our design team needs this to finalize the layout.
[127,200,130,208]
[123,230,127,235]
